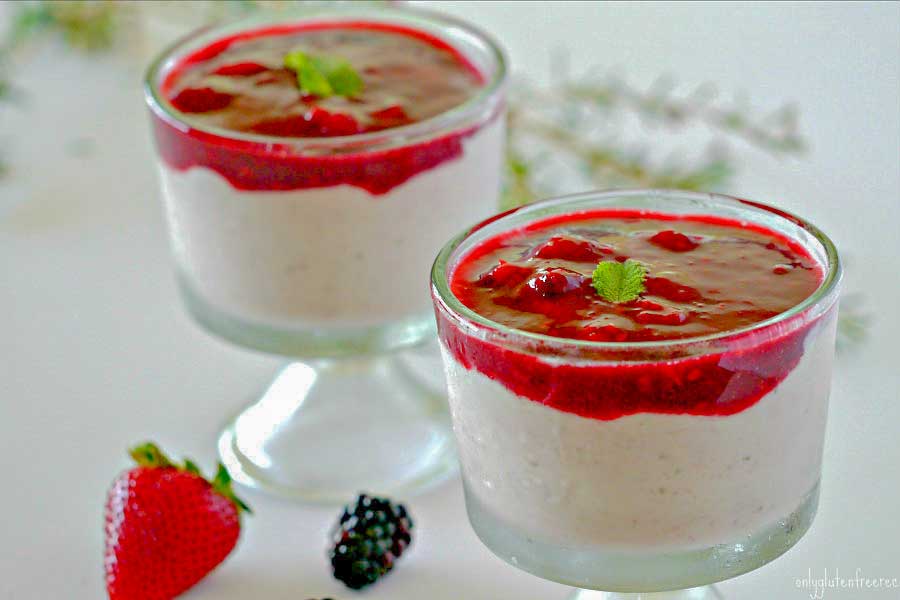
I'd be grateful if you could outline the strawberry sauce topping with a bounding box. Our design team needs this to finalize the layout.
[151,22,490,194]
[436,210,825,420]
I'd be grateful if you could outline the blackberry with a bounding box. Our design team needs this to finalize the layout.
[329,493,413,589]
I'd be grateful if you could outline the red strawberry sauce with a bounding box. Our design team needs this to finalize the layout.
[149,22,494,194]
[436,209,825,420]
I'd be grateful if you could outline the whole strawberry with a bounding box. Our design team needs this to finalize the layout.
[104,442,251,600]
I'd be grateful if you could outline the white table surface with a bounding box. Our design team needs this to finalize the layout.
[2,2,899,598]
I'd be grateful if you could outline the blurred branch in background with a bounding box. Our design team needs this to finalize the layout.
[502,75,805,209]
[3,0,119,53]
[836,293,871,352]
[0,1,120,178]
[0,0,867,347]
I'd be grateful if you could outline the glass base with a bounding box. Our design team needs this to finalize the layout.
[465,483,819,592]
[569,586,723,599]
[218,355,457,503]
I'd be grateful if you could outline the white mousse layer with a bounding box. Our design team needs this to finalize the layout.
[158,119,503,330]
[442,315,837,552]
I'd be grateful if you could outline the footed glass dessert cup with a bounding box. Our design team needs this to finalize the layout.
[145,5,507,501]
[431,190,841,598]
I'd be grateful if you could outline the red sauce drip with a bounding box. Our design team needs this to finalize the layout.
[150,22,495,195]
[437,210,825,420]
[436,310,812,420]
[150,116,480,194]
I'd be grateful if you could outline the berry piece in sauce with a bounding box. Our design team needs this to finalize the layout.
[170,87,234,113]
[649,229,700,252]
[527,267,588,297]
[212,62,269,76]
[477,260,533,288]
[531,236,610,262]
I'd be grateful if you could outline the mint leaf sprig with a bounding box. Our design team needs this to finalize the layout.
[283,50,363,98]
[592,259,647,303]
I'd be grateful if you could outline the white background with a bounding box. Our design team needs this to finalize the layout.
[2,1,898,598]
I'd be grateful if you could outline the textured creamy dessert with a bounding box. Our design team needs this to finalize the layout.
[433,206,839,580]
[148,20,504,341]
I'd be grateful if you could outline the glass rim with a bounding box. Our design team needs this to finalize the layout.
[143,4,508,153]
[431,188,842,352]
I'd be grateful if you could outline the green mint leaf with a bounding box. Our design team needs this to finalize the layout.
[300,61,334,97]
[284,50,332,96]
[317,56,364,97]
[592,259,647,303]
[283,50,363,98]
[282,49,307,73]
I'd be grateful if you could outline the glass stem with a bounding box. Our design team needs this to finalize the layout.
[217,352,456,502]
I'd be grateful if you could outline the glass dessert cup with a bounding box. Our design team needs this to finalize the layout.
[145,6,507,502]
[431,190,841,598]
